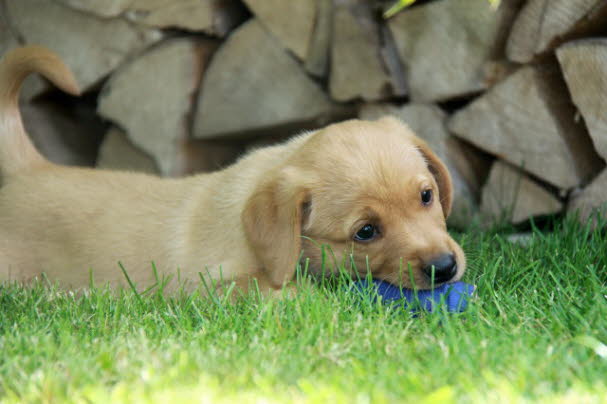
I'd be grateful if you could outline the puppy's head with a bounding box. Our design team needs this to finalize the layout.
[242,117,465,289]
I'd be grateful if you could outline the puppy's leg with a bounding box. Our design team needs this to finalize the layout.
[228,270,299,300]
[0,238,21,283]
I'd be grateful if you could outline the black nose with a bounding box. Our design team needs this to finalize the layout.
[422,254,457,283]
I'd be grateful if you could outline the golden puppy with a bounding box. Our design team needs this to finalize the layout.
[0,46,465,294]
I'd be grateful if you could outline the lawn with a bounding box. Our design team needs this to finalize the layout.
[0,217,606,403]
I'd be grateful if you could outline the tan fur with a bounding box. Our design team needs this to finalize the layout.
[0,46,465,293]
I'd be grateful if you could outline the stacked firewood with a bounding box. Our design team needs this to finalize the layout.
[1,0,606,228]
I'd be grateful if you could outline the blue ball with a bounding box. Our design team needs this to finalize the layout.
[353,279,475,313]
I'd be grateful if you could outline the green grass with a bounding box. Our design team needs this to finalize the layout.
[1,217,606,403]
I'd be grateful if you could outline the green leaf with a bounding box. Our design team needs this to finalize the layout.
[383,0,418,19]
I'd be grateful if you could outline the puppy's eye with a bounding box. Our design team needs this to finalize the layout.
[421,189,433,206]
[354,224,378,242]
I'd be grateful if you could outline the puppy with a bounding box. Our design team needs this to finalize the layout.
[0,46,465,294]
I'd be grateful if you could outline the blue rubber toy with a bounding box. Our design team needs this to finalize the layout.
[354,279,475,313]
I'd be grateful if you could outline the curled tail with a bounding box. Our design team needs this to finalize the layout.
[0,45,80,177]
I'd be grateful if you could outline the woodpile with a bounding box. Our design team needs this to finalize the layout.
[56,0,246,35]
[448,63,602,189]
[98,38,217,176]
[97,127,158,174]
[1,0,607,228]
[6,0,162,93]
[192,19,337,140]
[330,0,405,101]
[480,161,562,224]
[388,0,502,101]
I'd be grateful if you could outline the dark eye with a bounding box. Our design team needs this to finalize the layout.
[354,224,378,242]
[421,189,433,206]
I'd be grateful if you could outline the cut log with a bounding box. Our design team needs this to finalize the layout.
[387,0,500,101]
[185,139,246,174]
[490,0,527,60]
[98,38,216,176]
[0,7,50,100]
[97,127,159,174]
[52,0,131,17]
[379,24,408,98]
[97,128,245,176]
[481,0,527,87]
[7,0,161,92]
[55,0,246,36]
[305,0,333,77]
[241,0,317,60]
[448,64,604,189]
[0,6,18,56]
[568,169,607,226]
[481,160,563,225]
[359,103,490,229]
[557,39,607,161]
[329,0,398,102]
[193,19,335,140]
[22,100,106,167]
[506,0,607,63]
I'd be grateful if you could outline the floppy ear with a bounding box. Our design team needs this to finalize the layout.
[376,115,454,218]
[242,171,309,288]
[412,137,454,218]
